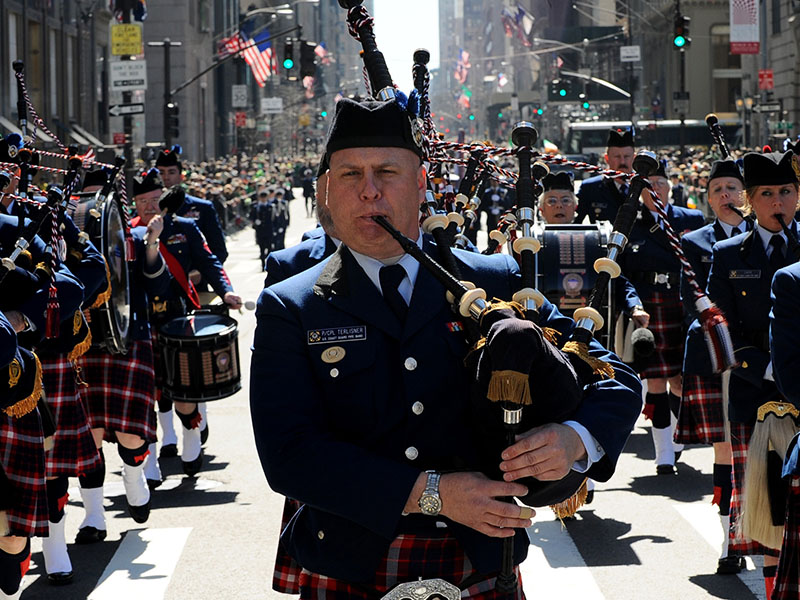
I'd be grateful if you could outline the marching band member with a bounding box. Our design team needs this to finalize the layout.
[576,128,635,224]
[75,170,172,544]
[619,160,704,474]
[250,189,274,266]
[133,170,241,477]
[706,149,799,597]
[676,159,749,574]
[250,96,642,598]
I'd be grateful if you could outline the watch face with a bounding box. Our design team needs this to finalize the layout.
[419,494,442,516]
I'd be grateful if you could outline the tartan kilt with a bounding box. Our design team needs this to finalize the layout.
[0,409,49,537]
[272,498,303,594]
[675,374,726,445]
[41,355,101,477]
[729,421,780,557]
[79,341,157,443]
[774,476,800,600]
[639,289,684,380]
[298,533,525,600]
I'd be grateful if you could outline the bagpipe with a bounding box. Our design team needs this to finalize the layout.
[705,115,800,550]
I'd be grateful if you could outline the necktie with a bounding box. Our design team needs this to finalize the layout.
[379,264,408,323]
[731,227,741,237]
[619,183,630,198]
[769,235,786,272]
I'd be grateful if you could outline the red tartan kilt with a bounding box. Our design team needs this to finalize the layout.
[273,498,303,594]
[729,421,780,556]
[639,290,684,380]
[774,476,800,600]
[675,374,726,445]
[79,341,157,443]
[298,533,525,600]
[41,355,101,477]
[0,410,49,537]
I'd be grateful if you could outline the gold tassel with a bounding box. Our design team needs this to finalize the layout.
[551,479,589,521]
[562,341,615,380]
[2,354,44,419]
[757,401,800,422]
[487,369,532,406]
[483,300,526,319]
[67,325,92,363]
[542,327,560,345]
[89,262,113,309]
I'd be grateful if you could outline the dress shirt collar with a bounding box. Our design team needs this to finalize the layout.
[756,222,788,252]
[349,229,423,304]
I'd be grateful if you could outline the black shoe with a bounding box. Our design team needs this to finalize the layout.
[716,555,745,575]
[127,499,151,524]
[656,464,676,475]
[200,423,209,446]
[75,526,107,544]
[674,450,683,463]
[159,443,178,458]
[47,571,74,586]
[147,477,162,491]
[182,453,203,477]
[585,489,594,504]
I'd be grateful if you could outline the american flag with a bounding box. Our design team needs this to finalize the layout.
[220,29,277,87]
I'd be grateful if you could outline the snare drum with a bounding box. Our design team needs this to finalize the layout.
[158,313,241,402]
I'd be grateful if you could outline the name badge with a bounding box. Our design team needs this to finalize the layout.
[729,269,761,279]
[166,233,187,245]
[307,326,367,345]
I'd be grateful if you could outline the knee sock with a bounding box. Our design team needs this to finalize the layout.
[0,539,30,596]
[177,407,202,462]
[713,464,733,515]
[78,447,105,490]
[157,408,178,446]
[668,391,681,418]
[119,441,150,508]
[648,392,671,429]
[45,476,69,524]
[764,565,777,598]
[78,448,106,530]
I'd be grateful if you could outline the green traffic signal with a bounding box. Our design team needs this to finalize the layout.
[536,108,543,115]
[283,58,295,69]
[320,111,328,118]
[673,35,686,48]
[468,114,475,121]
[559,89,567,97]
[582,101,590,109]
[497,112,503,118]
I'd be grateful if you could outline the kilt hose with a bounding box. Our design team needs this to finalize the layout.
[774,476,800,600]
[273,498,303,594]
[639,290,684,380]
[41,355,101,477]
[79,341,157,443]
[675,374,726,445]
[729,421,780,557]
[297,533,524,600]
[0,409,49,537]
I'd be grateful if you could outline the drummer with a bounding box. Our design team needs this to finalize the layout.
[75,169,173,545]
[133,169,241,477]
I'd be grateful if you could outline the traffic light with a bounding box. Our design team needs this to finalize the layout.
[320,110,328,118]
[497,111,503,118]
[299,41,317,78]
[536,107,544,116]
[165,101,179,141]
[456,113,462,119]
[468,114,475,121]
[549,78,573,101]
[283,40,295,71]
[673,14,691,49]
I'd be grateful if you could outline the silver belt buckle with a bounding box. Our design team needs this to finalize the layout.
[380,578,461,600]
[655,273,668,285]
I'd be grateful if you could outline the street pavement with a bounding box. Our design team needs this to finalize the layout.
[18,192,768,599]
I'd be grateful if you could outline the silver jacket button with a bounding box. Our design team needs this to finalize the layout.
[404,446,419,460]
[412,401,424,415]
[317,530,325,540]
[329,368,339,378]
[404,357,418,371]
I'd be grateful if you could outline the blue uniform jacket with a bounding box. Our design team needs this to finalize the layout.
[707,228,792,423]
[128,226,173,340]
[301,226,325,242]
[264,233,335,288]
[620,203,705,297]
[250,241,642,582]
[0,213,85,343]
[770,262,800,408]
[0,311,16,368]
[157,215,233,303]
[177,194,228,264]
[680,221,740,376]
[576,176,626,223]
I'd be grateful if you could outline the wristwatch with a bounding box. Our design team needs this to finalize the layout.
[418,470,442,516]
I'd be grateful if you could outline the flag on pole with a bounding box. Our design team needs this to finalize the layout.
[454,49,471,84]
[314,42,331,65]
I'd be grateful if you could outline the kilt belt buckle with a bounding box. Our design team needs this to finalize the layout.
[380,578,461,600]
[654,273,671,289]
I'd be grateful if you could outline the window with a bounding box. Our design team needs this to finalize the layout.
[67,35,75,118]
[199,0,211,33]
[8,13,18,111]
[772,0,781,34]
[49,29,57,115]
[710,25,741,113]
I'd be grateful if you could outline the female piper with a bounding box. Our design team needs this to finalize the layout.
[619,160,704,474]
[676,159,749,574]
[706,149,799,598]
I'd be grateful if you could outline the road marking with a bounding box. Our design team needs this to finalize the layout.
[673,503,765,599]
[88,527,192,600]
[521,511,605,598]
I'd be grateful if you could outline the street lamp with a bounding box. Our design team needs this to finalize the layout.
[736,95,755,148]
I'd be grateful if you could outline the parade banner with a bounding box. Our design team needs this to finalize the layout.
[730,0,759,54]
